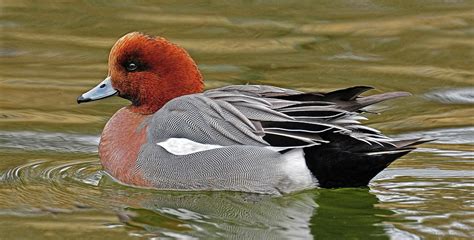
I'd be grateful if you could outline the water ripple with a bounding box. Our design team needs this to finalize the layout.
[0,158,104,215]
[0,131,99,153]
[425,88,474,104]
[394,127,474,145]
[1,159,102,186]
[372,175,474,238]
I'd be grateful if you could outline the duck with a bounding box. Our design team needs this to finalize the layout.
[77,32,428,195]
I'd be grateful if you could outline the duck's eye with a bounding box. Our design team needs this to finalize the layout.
[126,62,138,72]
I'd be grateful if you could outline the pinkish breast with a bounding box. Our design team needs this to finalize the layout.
[99,107,152,187]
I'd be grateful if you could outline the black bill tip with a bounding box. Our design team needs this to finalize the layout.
[77,95,91,104]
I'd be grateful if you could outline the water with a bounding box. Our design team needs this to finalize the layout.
[1,0,473,239]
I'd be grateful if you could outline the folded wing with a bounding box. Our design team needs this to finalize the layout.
[143,85,429,190]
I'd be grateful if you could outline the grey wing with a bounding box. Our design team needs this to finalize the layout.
[204,85,411,148]
[147,84,377,152]
[147,94,274,146]
[138,93,314,194]
[136,85,423,193]
[136,144,288,194]
[205,85,430,188]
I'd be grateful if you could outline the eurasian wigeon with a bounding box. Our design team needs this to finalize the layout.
[77,32,428,194]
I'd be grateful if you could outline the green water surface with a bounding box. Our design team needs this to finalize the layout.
[1,1,473,239]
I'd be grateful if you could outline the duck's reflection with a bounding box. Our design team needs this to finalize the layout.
[100,181,393,239]
[310,188,394,239]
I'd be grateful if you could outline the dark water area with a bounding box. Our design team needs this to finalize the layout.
[1,1,473,239]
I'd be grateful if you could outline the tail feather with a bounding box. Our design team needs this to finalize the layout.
[315,87,411,112]
[364,148,414,156]
[391,138,434,148]
[325,86,374,101]
[357,91,411,106]
[255,85,431,188]
[304,137,432,188]
[304,145,414,188]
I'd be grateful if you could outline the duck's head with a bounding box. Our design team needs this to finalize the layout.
[77,32,204,114]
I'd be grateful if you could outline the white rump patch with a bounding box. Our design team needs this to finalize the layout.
[280,149,317,190]
[157,138,224,155]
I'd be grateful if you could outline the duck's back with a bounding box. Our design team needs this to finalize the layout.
[135,85,427,194]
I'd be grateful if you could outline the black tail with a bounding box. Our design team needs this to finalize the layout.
[298,86,427,188]
[304,146,410,188]
[264,85,432,188]
[304,137,430,188]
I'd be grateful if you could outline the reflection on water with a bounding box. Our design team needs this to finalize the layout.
[394,127,474,145]
[116,191,317,239]
[311,188,397,240]
[425,87,474,104]
[0,154,397,239]
[0,131,99,153]
[1,0,474,239]
[373,177,474,238]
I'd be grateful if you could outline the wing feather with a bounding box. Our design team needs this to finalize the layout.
[151,85,415,153]
[204,85,414,150]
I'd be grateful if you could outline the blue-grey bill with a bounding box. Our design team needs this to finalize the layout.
[77,76,118,104]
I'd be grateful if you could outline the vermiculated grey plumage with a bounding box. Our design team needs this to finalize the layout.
[135,85,428,193]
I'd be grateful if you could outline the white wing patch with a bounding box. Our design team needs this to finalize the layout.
[157,138,224,155]
[157,138,317,192]
[157,138,320,156]
[157,138,322,158]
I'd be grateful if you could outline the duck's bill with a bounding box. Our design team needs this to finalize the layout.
[77,76,118,104]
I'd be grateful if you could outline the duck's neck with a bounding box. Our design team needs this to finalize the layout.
[99,107,152,186]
